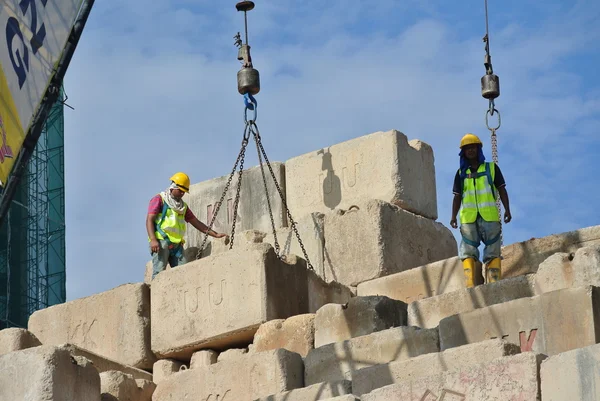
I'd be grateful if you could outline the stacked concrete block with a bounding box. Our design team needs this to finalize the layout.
[190,349,218,368]
[353,339,520,395]
[28,283,155,369]
[152,349,303,401]
[322,397,359,401]
[439,286,600,356]
[540,342,600,400]
[183,162,287,258]
[252,314,316,357]
[151,243,351,360]
[100,370,155,401]
[152,359,187,384]
[407,275,536,329]
[534,246,600,294]
[305,326,439,385]
[0,345,100,401]
[285,129,438,220]
[217,348,248,362]
[256,381,353,401]
[361,353,542,401]
[0,327,41,355]
[315,296,407,347]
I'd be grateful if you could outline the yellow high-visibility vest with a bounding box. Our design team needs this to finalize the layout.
[459,162,499,224]
[154,193,187,244]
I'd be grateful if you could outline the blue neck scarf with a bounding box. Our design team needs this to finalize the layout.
[459,146,486,178]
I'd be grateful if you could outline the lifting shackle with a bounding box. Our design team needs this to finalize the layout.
[235,1,260,96]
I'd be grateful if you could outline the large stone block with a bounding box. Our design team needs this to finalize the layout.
[408,275,536,329]
[152,349,303,401]
[321,397,359,401]
[353,339,520,395]
[540,342,600,400]
[285,130,438,220]
[100,370,155,401]
[183,163,287,254]
[356,256,481,303]
[323,200,457,287]
[190,350,218,369]
[439,286,600,356]
[0,345,100,401]
[315,296,407,348]
[252,314,315,357]
[151,243,351,360]
[305,326,439,385]
[534,246,600,294]
[361,353,542,401]
[256,380,352,401]
[502,224,600,278]
[0,328,41,355]
[28,283,155,369]
[152,359,187,384]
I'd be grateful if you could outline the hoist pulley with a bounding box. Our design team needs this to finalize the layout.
[235,1,260,96]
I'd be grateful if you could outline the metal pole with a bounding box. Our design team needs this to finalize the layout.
[0,0,95,228]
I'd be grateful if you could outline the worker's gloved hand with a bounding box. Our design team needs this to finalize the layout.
[504,211,512,223]
[450,218,458,229]
[150,239,160,253]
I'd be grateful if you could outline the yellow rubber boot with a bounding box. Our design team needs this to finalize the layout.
[486,257,502,283]
[462,258,476,288]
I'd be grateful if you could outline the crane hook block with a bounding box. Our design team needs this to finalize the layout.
[238,67,260,95]
[481,73,500,100]
[236,1,255,12]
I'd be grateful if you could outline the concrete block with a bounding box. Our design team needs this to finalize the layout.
[534,246,600,294]
[502,224,600,278]
[151,243,351,360]
[321,397,359,401]
[315,296,407,348]
[353,339,520,395]
[217,348,247,362]
[540,342,600,400]
[323,200,457,286]
[152,349,303,401]
[0,327,41,355]
[305,326,439,385]
[152,359,187,384]
[408,275,536,329]
[183,163,287,256]
[190,349,218,368]
[28,284,155,370]
[100,370,155,401]
[0,345,100,401]
[61,344,152,382]
[285,129,438,220]
[439,286,600,356]
[357,256,483,303]
[28,283,155,370]
[256,380,352,401]
[252,314,315,357]
[361,352,542,401]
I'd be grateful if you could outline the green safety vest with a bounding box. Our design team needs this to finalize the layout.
[459,162,499,224]
[154,193,188,244]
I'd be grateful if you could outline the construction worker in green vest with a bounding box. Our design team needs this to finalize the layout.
[146,172,227,279]
[450,134,512,288]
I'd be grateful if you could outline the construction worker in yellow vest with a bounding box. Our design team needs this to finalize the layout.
[146,172,227,279]
[450,134,512,288]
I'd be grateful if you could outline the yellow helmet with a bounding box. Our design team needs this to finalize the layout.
[170,172,190,193]
[460,133,483,148]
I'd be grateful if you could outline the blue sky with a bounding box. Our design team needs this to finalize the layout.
[63,0,600,300]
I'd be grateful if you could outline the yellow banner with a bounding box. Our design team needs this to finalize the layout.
[0,64,24,184]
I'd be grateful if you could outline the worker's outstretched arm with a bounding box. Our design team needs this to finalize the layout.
[189,218,228,238]
[450,193,461,228]
[498,187,512,223]
[146,214,160,252]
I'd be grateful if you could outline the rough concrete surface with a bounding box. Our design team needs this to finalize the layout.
[152,349,303,401]
[0,345,101,401]
[256,380,352,401]
[285,129,438,220]
[183,162,287,257]
[100,370,155,401]
[323,200,457,286]
[540,342,600,400]
[152,359,187,384]
[252,314,315,357]
[304,326,439,385]
[217,348,247,362]
[353,339,521,395]
[502,224,600,278]
[190,349,218,369]
[28,283,155,369]
[315,296,407,348]
[407,275,536,329]
[534,246,600,294]
[151,243,349,360]
[320,397,359,401]
[0,328,41,356]
[361,353,542,401]
[439,286,600,357]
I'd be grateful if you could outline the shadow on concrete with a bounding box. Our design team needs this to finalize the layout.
[318,149,341,211]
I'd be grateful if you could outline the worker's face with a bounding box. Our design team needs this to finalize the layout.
[462,144,479,160]
[170,188,185,200]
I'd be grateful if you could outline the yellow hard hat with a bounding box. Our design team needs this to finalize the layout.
[460,133,483,148]
[170,172,190,193]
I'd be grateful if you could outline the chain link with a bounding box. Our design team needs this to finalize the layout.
[490,127,503,247]
[228,131,248,250]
